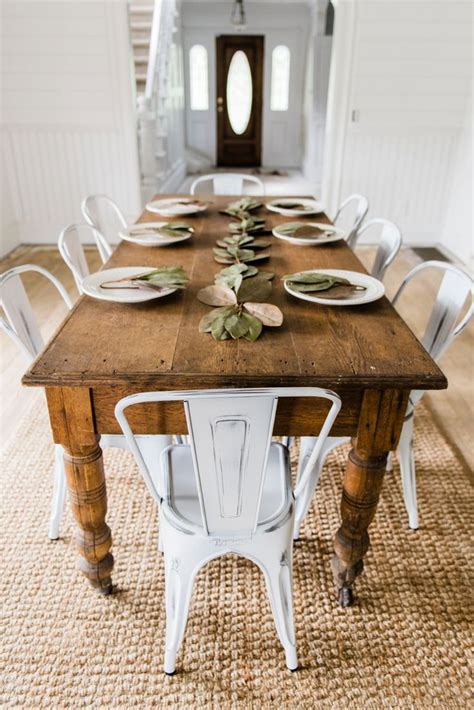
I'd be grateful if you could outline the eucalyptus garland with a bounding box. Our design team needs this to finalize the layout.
[199,201,284,341]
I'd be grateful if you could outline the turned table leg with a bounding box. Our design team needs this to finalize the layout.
[63,440,114,594]
[332,389,409,607]
[46,387,114,593]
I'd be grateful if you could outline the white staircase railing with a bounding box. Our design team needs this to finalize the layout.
[136,0,180,200]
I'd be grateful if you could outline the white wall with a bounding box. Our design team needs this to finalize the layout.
[439,98,473,266]
[323,0,472,261]
[0,0,141,254]
[182,1,309,168]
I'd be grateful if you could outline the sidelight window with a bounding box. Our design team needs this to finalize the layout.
[270,45,291,112]
[189,44,209,111]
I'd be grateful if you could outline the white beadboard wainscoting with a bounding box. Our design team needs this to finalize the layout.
[0,0,141,256]
[323,0,472,263]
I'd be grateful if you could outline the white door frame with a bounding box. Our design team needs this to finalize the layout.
[321,0,357,215]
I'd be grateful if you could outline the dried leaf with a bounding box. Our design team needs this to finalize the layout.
[244,302,284,327]
[248,239,272,249]
[199,306,237,332]
[241,313,263,341]
[224,313,249,339]
[237,275,272,303]
[211,316,231,341]
[197,285,237,307]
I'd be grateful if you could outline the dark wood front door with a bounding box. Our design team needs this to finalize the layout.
[216,35,264,167]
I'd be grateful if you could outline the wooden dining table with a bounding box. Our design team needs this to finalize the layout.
[23,195,447,606]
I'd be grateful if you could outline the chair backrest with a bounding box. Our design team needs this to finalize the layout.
[81,194,126,260]
[0,264,73,361]
[58,223,108,292]
[115,387,340,537]
[353,218,402,281]
[190,173,265,196]
[334,193,369,247]
[392,260,473,409]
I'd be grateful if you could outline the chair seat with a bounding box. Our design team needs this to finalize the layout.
[162,442,291,529]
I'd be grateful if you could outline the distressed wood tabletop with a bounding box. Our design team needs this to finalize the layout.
[23,195,446,392]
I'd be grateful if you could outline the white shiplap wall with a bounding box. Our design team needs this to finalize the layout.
[0,0,141,255]
[332,0,472,255]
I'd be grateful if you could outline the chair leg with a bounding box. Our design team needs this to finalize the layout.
[48,445,67,540]
[136,435,172,499]
[163,549,199,674]
[260,546,297,671]
[293,436,348,540]
[398,417,419,530]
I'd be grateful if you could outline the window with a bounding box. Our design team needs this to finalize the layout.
[226,50,253,135]
[189,45,209,111]
[270,45,291,112]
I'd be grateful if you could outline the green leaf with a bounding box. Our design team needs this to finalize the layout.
[248,238,272,249]
[224,313,250,340]
[199,306,237,333]
[282,271,351,292]
[237,274,273,303]
[242,265,259,278]
[132,266,189,290]
[241,313,263,341]
[211,316,230,341]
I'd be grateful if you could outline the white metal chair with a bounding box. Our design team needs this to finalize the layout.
[334,193,369,248]
[81,194,128,260]
[115,387,341,674]
[0,265,171,540]
[58,223,110,293]
[351,218,402,281]
[293,260,473,537]
[190,173,265,196]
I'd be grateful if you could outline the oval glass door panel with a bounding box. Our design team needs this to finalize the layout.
[226,50,253,135]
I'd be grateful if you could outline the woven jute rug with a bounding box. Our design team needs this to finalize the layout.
[0,399,472,709]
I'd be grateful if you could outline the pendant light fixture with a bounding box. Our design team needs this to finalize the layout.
[230,0,247,31]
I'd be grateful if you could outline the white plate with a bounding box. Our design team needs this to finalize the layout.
[120,222,192,246]
[146,198,208,217]
[272,222,345,246]
[283,269,385,306]
[266,198,325,216]
[81,267,177,304]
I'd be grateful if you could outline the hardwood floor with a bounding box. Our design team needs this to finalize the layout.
[1,244,473,469]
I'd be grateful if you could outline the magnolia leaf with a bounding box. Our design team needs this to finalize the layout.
[215,272,243,292]
[197,285,237,307]
[244,302,284,327]
[282,272,352,293]
[213,247,232,259]
[132,266,189,290]
[246,252,270,262]
[199,306,237,332]
[224,313,250,340]
[211,315,231,341]
[242,313,263,341]
[237,275,272,303]
[257,271,274,281]
[248,239,272,249]
[242,265,259,278]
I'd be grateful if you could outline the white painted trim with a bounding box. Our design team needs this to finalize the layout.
[321,0,357,215]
